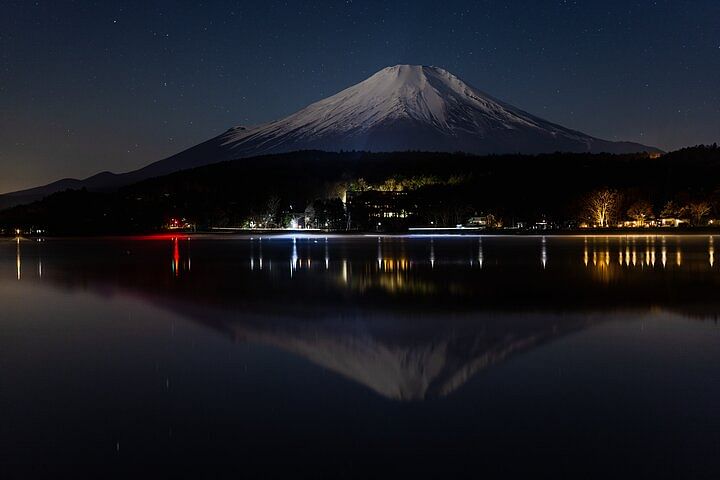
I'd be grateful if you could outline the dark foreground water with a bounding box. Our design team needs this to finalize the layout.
[1,234,719,479]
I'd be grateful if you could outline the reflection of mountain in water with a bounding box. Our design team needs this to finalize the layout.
[4,235,720,399]
[223,312,591,400]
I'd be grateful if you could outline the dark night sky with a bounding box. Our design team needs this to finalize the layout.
[1,0,719,194]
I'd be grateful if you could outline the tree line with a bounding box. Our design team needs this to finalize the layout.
[1,145,719,234]
[583,188,715,228]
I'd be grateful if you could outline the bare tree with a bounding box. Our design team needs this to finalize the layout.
[264,195,281,227]
[686,201,711,226]
[584,188,620,227]
[626,200,653,226]
[304,203,316,229]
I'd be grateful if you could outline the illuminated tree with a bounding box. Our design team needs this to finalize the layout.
[660,200,680,218]
[348,178,370,192]
[378,177,403,192]
[626,200,654,226]
[686,201,711,226]
[584,188,620,227]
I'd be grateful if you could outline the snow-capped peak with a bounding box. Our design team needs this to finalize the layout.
[218,64,601,156]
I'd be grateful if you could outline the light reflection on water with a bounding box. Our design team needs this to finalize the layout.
[8,235,720,301]
[16,237,20,280]
[579,235,718,284]
[9,234,720,288]
[209,234,719,280]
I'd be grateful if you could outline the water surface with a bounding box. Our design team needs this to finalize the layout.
[1,235,719,478]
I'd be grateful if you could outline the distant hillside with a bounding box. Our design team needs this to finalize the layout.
[0,146,718,234]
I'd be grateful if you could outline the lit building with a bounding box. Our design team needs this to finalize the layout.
[166,217,195,231]
[466,216,490,228]
[346,190,417,230]
[658,217,688,228]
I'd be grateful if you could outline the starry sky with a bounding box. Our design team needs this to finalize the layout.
[1,0,719,194]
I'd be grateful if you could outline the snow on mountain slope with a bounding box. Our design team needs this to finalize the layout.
[213,64,655,157]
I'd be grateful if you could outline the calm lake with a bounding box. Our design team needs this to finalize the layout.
[1,235,719,478]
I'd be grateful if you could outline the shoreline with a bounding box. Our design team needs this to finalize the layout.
[3,227,720,240]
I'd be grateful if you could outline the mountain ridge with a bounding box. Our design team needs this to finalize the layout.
[0,64,661,208]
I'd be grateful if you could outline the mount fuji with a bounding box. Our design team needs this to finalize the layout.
[213,64,659,157]
[1,65,660,208]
